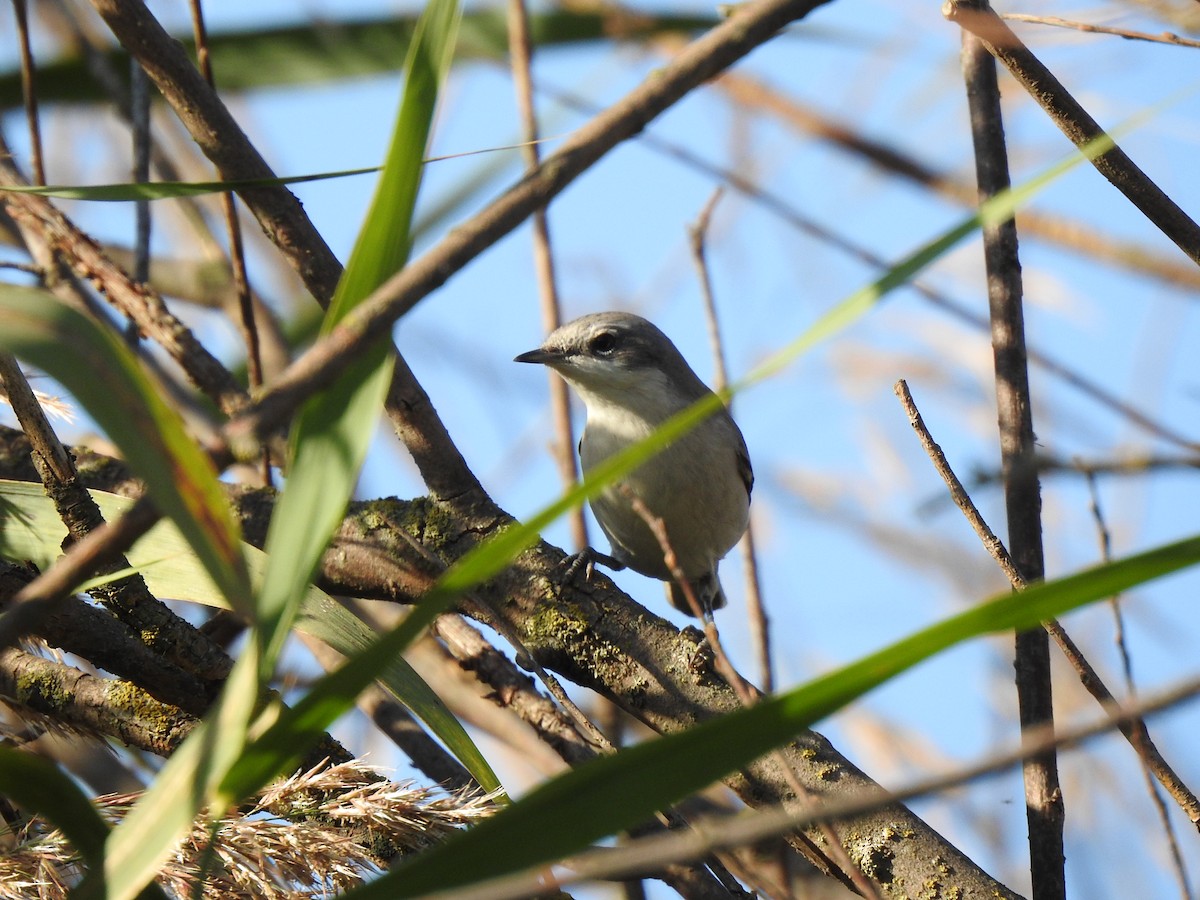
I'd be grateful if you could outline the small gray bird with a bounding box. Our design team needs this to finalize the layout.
[515,312,752,617]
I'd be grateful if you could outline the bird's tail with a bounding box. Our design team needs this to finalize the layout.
[668,572,726,618]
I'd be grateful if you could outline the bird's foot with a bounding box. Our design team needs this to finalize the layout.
[563,547,626,583]
[682,626,715,678]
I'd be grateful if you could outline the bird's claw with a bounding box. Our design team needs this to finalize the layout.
[562,547,625,584]
[563,549,596,583]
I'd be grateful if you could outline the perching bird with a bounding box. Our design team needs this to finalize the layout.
[515,312,752,617]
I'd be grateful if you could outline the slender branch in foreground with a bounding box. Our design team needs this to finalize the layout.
[0,157,249,417]
[686,190,774,697]
[1082,476,1194,894]
[894,379,1200,830]
[620,487,882,899]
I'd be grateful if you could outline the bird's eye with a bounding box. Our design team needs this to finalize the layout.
[589,331,618,355]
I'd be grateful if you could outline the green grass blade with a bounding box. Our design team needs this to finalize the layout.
[254,0,460,672]
[346,533,1200,898]
[0,286,251,615]
[0,166,379,200]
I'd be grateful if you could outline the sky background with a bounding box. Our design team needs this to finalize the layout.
[2,0,1199,896]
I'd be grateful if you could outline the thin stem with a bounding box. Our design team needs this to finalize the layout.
[895,379,1200,832]
[187,0,270,484]
[506,0,585,550]
[686,189,773,695]
[959,20,1064,895]
[12,0,45,186]
[1083,474,1193,898]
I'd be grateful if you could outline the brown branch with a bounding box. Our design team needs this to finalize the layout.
[946,0,1200,268]
[1082,476,1195,888]
[186,0,268,482]
[1,561,208,716]
[0,645,198,757]
[0,355,232,691]
[959,23,1064,897]
[963,453,1200,490]
[12,0,45,186]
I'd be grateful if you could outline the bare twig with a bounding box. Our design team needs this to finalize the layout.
[434,614,598,766]
[962,452,1200,491]
[1002,13,1200,51]
[958,22,1065,896]
[946,0,1200,267]
[620,486,881,899]
[507,0,585,551]
[895,380,1200,833]
[186,0,270,483]
[0,159,249,417]
[1083,474,1193,897]
[12,0,45,186]
[687,189,773,695]
[129,62,151,292]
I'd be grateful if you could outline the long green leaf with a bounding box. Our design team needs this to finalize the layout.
[253,0,461,673]
[0,166,379,200]
[349,534,1200,898]
[0,287,251,615]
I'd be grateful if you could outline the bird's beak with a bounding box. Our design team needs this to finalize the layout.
[514,347,557,365]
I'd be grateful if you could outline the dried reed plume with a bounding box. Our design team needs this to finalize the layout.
[0,759,496,899]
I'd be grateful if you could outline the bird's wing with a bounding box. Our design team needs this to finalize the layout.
[735,429,754,498]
